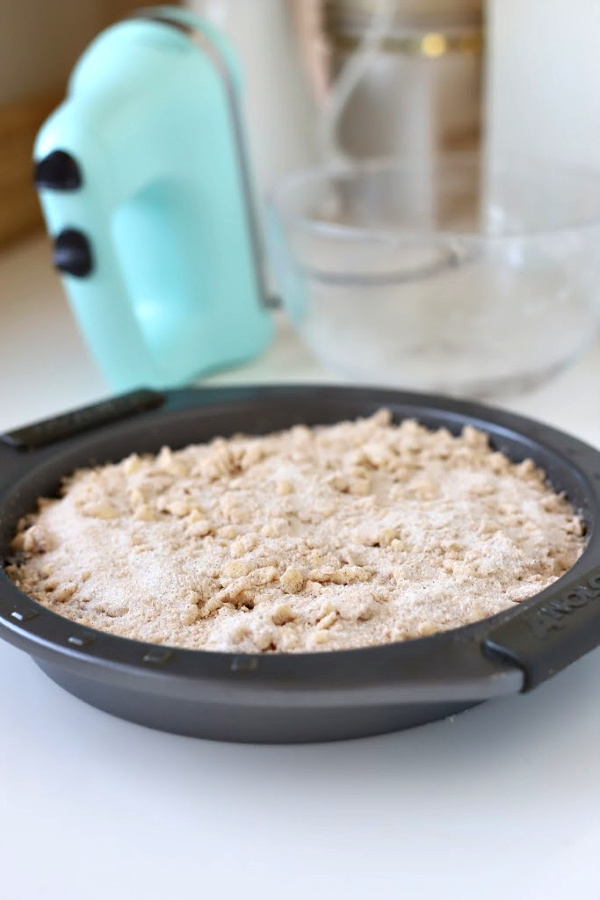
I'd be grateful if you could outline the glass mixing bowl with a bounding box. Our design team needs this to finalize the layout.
[268,155,600,397]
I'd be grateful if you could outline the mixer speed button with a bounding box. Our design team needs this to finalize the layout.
[52,229,93,277]
[34,150,82,190]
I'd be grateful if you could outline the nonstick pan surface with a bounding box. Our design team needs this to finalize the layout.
[0,385,599,743]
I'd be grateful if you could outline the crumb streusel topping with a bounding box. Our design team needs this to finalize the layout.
[6,411,585,653]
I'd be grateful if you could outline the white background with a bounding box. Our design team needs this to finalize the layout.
[487,0,600,170]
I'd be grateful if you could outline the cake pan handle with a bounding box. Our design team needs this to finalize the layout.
[483,565,600,691]
[0,389,164,451]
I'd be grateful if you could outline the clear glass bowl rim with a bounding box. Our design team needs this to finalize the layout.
[269,153,600,243]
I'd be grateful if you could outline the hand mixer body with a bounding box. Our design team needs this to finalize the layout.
[34,13,273,391]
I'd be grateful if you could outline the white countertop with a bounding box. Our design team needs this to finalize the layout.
[1,236,600,900]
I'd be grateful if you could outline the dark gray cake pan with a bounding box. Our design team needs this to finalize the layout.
[0,384,598,743]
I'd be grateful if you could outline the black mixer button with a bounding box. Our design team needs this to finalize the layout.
[52,229,93,277]
[34,150,82,190]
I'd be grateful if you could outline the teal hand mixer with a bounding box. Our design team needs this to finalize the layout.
[34,7,274,391]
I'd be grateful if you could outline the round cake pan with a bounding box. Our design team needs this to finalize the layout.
[0,385,599,743]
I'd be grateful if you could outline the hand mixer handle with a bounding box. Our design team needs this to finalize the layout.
[34,12,273,392]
